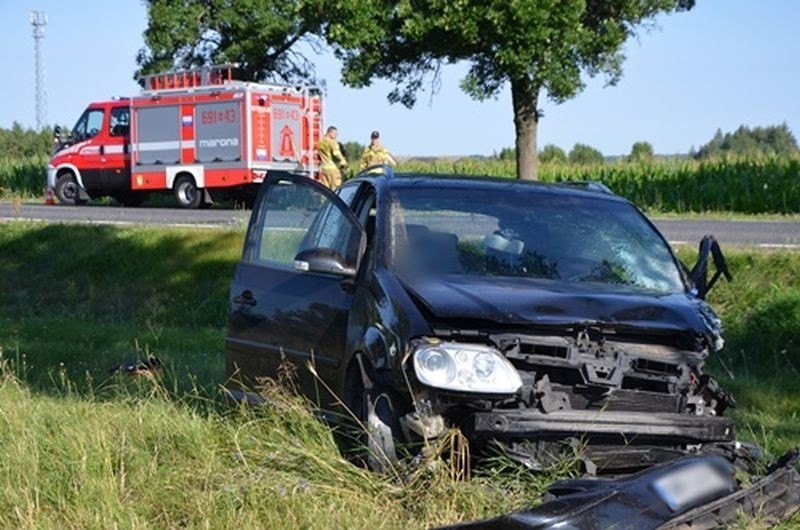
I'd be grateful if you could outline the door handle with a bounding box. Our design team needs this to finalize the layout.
[233,291,257,307]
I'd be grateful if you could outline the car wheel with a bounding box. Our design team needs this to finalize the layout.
[173,175,202,209]
[54,173,81,206]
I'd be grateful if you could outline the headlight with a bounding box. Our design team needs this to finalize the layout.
[413,342,522,394]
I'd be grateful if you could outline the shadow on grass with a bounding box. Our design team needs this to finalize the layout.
[0,223,244,396]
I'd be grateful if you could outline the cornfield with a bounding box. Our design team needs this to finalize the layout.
[0,155,48,198]
[2,154,798,213]
[398,156,800,214]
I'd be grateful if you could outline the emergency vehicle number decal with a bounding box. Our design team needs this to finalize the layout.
[200,109,237,125]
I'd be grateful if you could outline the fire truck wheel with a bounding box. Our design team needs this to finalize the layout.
[54,173,81,206]
[173,175,202,209]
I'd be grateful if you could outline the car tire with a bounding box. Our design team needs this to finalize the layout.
[173,175,202,209]
[54,172,81,206]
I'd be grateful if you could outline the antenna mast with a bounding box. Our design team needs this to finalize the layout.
[30,10,48,130]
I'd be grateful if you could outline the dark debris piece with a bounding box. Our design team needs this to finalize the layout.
[109,356,163,378]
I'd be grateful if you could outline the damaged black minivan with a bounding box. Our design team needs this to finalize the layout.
[225,169,736,473]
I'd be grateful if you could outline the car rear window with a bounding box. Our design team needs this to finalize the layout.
[388,186,685,294]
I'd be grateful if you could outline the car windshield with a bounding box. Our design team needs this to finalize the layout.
[388,185,685,294]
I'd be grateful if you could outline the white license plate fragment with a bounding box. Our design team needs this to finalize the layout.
[653,461,733,511]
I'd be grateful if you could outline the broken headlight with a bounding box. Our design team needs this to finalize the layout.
[413,343,522,394]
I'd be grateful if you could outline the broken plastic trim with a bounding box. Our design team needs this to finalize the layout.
[436,449,800,530]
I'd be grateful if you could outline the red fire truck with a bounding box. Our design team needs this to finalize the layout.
[47,65,322,208]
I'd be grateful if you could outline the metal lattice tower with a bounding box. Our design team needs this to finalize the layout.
[30,10,47,130]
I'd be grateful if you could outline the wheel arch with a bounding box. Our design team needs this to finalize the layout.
[166,165,205,189]
[55,164,85,189]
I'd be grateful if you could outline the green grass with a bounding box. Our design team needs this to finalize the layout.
[0,223,798,527]
[676,247,800,458]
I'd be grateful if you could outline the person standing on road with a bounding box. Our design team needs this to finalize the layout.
[318,126,349,189]
[360,131,396,172]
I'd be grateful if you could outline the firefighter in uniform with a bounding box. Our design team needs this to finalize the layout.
[360,130,397,172]
[318,126,349,189]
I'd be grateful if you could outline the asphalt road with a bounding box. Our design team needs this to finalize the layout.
[1,202,798,248]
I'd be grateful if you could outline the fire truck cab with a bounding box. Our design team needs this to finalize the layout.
[47,66,322,208]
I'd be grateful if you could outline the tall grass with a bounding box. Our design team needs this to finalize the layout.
[0,155,47,198]
[0,349,560,529]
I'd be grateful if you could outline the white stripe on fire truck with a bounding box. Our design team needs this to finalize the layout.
[103,145,125,154]
[136,140,194,151]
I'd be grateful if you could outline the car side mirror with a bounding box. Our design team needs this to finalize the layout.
[689,235,732,299]
[293,248,356,277]
[53,125,63,144]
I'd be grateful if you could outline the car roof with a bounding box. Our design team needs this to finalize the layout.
[352,171,626,203]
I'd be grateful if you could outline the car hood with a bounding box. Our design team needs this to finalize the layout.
[400,274,719,339]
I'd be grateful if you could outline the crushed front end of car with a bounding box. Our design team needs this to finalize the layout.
[400,273,737,474]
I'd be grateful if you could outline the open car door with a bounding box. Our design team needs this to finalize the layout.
[225,174,365,405]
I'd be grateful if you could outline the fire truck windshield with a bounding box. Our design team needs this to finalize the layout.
[70,108,105,142]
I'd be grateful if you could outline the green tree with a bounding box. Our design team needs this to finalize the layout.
[628,141,654,162]
[135,0,326,82]
[694,124,799,159]
[539,144,567,164]
[0,123,54,158]
[341,140,365,167]
[326,0,694,180]
[494,147,516,161]
[568,143,604,165]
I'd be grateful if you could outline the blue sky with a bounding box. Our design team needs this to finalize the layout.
[0,1,797,156]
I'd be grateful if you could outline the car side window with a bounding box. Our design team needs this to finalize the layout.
[299,200,362,269]
[248,177,362,272]
[251,182,321,266]
[109,107,130,137]
[336,182,361,209]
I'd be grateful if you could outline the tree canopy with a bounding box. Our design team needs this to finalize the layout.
[628,141,655,162]
[0,123,53,159]
[136,0,695,178]
[539,144,568,164]
[136,0,326,83]
[568,143,604,165]
[326,0,695,180]
[693,124,798,159]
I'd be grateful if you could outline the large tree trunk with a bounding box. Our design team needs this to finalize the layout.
[511,77,539,181]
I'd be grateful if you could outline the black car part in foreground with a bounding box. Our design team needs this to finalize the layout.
[438,449,800,530]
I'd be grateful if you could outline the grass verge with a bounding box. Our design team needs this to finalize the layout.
[0,223,797,527]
